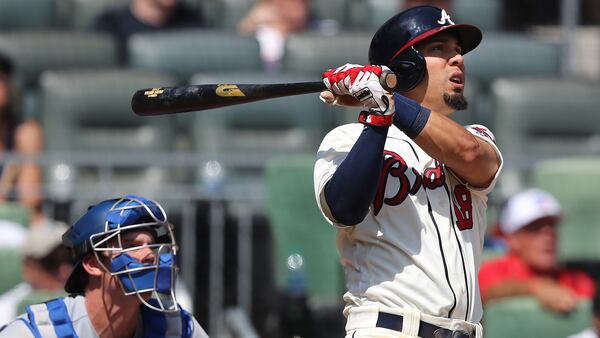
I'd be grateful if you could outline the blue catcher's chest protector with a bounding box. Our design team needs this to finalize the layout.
[21,297,193,338]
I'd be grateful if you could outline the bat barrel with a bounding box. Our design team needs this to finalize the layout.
[131,81,326,116]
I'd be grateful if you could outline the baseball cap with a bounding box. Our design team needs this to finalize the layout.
[20,221,69,259]
[499,188,563,234]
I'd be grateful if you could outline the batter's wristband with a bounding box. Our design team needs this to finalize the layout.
[358,111,394,127]
[392,93,431,138]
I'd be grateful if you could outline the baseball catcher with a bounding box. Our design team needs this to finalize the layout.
[0,194,209,337]
[314,5,503,338]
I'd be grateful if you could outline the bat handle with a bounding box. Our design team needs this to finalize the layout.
[380,70,398,92]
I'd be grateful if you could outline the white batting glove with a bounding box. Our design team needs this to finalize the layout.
[322,63,362,96]
[348,65,395,115]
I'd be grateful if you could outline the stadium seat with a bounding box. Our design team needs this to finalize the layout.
[39,69,178,201]
[0,248,23,294]
[0,202,31,228]
[0,31,118,88]
[483,296,591,338]
[453,0,502,32]
[65,0,129,28]
[463,33,561,88]
[128,30,262,82]
[66,0,204,29]
[214,0,254,30]
[16,290,68,315]
[354,0,402,31]
[491,78,600,195]
[529,157,600,263]
[311,0,351,28]
[0,0,56,30]
[264,155,343,301]
[282,32,372,77]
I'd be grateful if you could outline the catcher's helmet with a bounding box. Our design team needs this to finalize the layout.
[369,5,482,92]
[63,195,179,312]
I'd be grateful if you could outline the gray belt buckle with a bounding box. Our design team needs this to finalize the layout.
[433,328,473,338]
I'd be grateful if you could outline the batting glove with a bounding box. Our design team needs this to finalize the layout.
[321,64,364,107]
[348,65,395,116]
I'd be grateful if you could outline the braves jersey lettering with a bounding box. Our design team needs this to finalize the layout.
[374,152,446,215]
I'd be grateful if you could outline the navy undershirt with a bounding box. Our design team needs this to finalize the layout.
[324,125,388,225]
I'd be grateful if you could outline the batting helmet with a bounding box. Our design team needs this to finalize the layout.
[369,5,482,92]
[62,195,179,312]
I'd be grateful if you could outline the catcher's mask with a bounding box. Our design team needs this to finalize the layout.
[62,194,179,312]
[369,5,482,92]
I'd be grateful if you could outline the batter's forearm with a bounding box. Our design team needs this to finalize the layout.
[325,126,388,225]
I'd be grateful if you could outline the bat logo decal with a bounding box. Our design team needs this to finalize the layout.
[144,88,164,98]
[216,85,246,97]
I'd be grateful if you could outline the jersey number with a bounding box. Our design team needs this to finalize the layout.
[453,185,473,230]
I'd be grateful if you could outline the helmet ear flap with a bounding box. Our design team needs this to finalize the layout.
[390,47,427,92]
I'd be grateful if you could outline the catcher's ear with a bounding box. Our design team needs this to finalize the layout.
[81,254,103,277]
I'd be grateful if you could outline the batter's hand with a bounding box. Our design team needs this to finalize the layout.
[348,65,395,115]
[321,63,363,107]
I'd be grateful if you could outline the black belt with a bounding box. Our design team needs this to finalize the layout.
[376,312,474,338]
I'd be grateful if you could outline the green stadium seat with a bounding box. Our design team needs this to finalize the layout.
[311,0,350,27]
[483,296,591,338]
[128,30,262,82]
[66,0,204,29]
[264,155,342,301]
[0,202,31,228]
[453,0,501,32]
[282,32,372,77]
[529,157,600,263]
[0,0,57,30]
[16,290,68,315]
[39,69,178,201]
[65,0,129,28]
[491,78,600,196]
[354,0,402,31]
[0,31,118,88]
[0,248,23,294]
[214,0,254,30]
[464,33,561,88]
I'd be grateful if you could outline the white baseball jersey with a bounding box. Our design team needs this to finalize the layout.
[0,295,209,338]
[314,123,502,323]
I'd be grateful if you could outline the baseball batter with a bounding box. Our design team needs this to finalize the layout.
[0,195,209,338]
[314,6,502,338]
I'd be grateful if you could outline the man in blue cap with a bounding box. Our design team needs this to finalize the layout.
[0,194,209,337]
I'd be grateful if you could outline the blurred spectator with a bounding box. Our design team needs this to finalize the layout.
[0,54,44,226]
[0,222,71,325]
[92,0,204,63]
[237,0,314,71]
[566,282,600,338]
[479,188,595,313]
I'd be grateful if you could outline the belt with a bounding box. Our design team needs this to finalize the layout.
[376,312,474,338]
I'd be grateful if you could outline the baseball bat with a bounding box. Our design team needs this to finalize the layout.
[131,71,397,116]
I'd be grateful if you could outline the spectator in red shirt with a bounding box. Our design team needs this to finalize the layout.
[479,188,595,313]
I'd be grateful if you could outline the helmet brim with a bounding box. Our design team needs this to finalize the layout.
[402,24,482,56]
[64,260,86,294]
